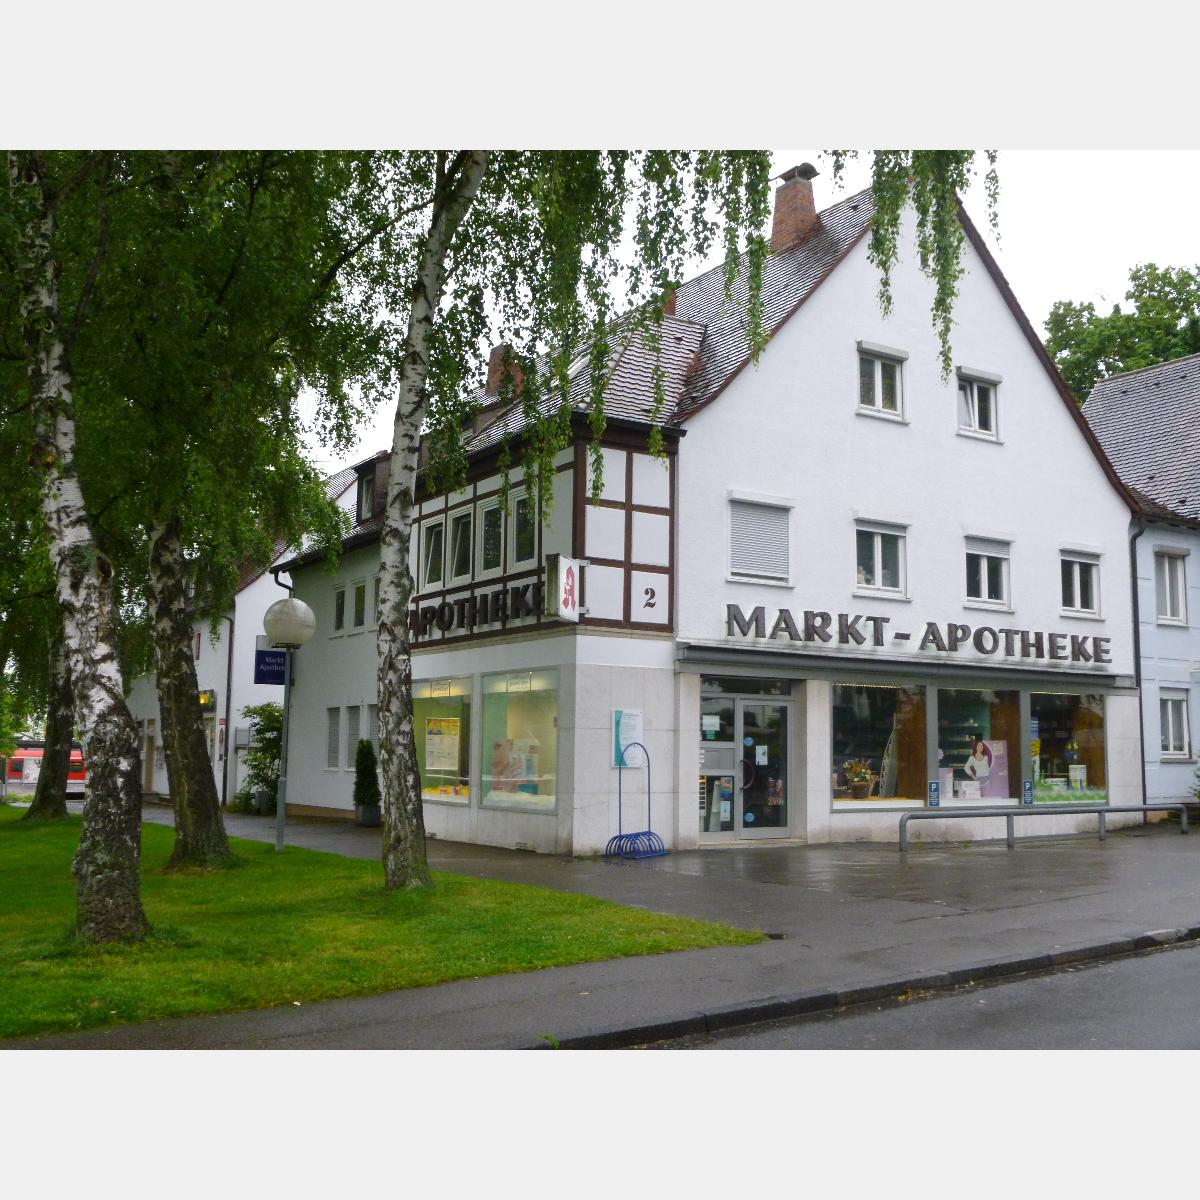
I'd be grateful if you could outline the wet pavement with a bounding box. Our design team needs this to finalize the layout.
[11,806,1200,1049]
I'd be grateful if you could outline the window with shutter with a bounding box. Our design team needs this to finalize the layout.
[326,708,340,770]
[368,704,379,752]
[346,705,361,765]
[729,500,790,581]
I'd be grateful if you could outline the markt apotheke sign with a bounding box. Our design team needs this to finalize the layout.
[725,604,1113,665]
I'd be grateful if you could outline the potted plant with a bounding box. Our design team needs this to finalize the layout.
[353,738,382,828]
[843,758,873,799]
[240,702,282,816]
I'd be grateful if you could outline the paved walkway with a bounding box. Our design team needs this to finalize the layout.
[10,807,1200,1049]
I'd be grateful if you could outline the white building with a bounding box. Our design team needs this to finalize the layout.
[126,465,359,804]
[283,166,1144,850]
[1085,352,1200,809]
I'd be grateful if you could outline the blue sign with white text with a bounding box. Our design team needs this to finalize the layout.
[1022,780,1034,806]
[927,781,940,808]
[254,648,286,685]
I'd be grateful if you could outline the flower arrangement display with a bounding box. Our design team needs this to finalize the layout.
[843,758,872,784]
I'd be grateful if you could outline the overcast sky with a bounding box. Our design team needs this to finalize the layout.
[310,149,1200,475]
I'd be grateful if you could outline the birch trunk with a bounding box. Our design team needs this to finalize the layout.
[8,152,149,941]
[377,151,489,890]
[148,516,234,868]
[22,613,72,822]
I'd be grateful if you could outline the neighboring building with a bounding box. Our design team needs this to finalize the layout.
[283,166,1144,851]
[1085,352,1200,808]
[125,465,359,804]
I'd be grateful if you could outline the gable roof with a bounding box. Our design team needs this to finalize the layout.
[1083,351,1200,524]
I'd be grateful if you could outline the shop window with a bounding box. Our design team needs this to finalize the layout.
[1030,692,1106,801]
[414,677,472,804]
[1160,690,1190,758]
[511,493,537,570]
[701,677,792,696]
[333,587,345,633]
[481,669,558,811]
[1156,553,1187,624]
[855,523,905,595]
[477,499,504,577]
[326,707,340,770]
[832,684,926,803]
[729,499,790,581]
[449,510,473,584]
[965,539,1009,606]
[957,373,999,438]
[346,705,361,764]
[352,580,367,629]
[1061,554,1099,614]
[858,351,903,416]
[421,519,445,590]
[937,688,1021,802]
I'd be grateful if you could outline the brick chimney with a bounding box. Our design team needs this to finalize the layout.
[770,163,820,254]
[485,343,523,398]
[662,286,676,317]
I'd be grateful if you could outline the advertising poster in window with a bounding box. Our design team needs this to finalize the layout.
[425,718,460,772]
[963,737,1010,800]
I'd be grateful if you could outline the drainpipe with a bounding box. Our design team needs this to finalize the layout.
[221,612,235,807]
[1129,515,1148,819]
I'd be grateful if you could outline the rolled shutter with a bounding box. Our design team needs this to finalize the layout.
[730,501,789,579]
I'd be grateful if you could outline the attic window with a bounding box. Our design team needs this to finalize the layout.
[357,472,375,523]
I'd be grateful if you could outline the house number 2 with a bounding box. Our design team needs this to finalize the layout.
[643,587,656,608]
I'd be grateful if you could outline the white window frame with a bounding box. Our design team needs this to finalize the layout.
[956,368,1001,441]
[509,491,538,572]
[727,492,792,584]
[351,578,367,630]
[1061,553,1101,617]
[1156,552,1188,626]
[357,473,375,523]
[856,341,907,421]
[332,586,346,635]
[964,539,1011,610]
[854,521,907,598]
[476,497,505,580]
[325,707,341,771]
[1160,690,1191,759]
[420,516,445,592]
[447,507,474,586]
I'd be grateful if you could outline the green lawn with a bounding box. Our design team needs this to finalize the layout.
[0,806,760,1041]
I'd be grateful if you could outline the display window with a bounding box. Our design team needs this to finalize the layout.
[481,669,558,811]
[414,677,472,804]
[831,683,926,802]
[936,688,1020,802]
[1030,692,1106,802]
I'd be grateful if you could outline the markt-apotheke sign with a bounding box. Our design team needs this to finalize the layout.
[725,604,1112,665]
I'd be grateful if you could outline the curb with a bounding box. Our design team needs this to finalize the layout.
[537,925,1200,1049]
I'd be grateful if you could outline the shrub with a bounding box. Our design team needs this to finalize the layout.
[353,739,381,809]
[241,702,283,799]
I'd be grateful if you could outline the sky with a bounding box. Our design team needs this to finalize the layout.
[310,149,1200,477]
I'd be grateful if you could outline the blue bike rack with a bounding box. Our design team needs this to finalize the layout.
[604,741,667,860]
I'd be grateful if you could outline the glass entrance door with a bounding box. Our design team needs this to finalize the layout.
[699,695,790,841]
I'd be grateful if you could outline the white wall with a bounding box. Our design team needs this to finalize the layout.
[675,214,1136,681]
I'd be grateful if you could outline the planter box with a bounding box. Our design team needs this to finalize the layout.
[355,803,381,828]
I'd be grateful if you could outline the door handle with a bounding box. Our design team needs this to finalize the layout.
[739,760,755,790]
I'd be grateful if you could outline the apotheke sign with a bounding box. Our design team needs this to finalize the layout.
[725,604,1112,665]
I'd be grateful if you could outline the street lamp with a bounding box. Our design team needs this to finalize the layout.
[263,595,316,853]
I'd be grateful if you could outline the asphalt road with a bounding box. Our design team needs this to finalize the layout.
[652,941,1200,1049]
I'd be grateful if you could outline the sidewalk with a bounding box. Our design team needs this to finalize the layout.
[9,808,1200,1049]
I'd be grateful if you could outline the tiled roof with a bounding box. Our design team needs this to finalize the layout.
[1083,352,1200,523]
[458,186,875,452]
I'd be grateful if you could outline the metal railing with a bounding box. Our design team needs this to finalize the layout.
[899,803,1190,852]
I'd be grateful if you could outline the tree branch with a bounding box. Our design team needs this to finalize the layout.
[66,161,112,353]
[200,151,271,336]
[51,151,109,212]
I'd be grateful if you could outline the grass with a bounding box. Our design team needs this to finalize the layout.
[0,806,760,1041]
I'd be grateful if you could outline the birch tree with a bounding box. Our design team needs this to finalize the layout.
[369,150,998,889]
[5,150,149,940]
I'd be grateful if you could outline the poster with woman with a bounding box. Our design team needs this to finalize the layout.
[964,737,1010,799]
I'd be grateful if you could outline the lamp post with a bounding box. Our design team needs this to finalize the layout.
[263,595,316,853]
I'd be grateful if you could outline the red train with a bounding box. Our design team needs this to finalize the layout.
[4,739,87,793]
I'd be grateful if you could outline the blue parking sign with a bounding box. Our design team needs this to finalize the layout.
[1022,780,1033,806]
[927,781,940,808]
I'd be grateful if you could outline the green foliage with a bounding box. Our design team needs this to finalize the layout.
[353,738,381,809]
[830,150,999,378]
[1044,263,1200,400]
[240,702,282,799]
[0,808,760,1041]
